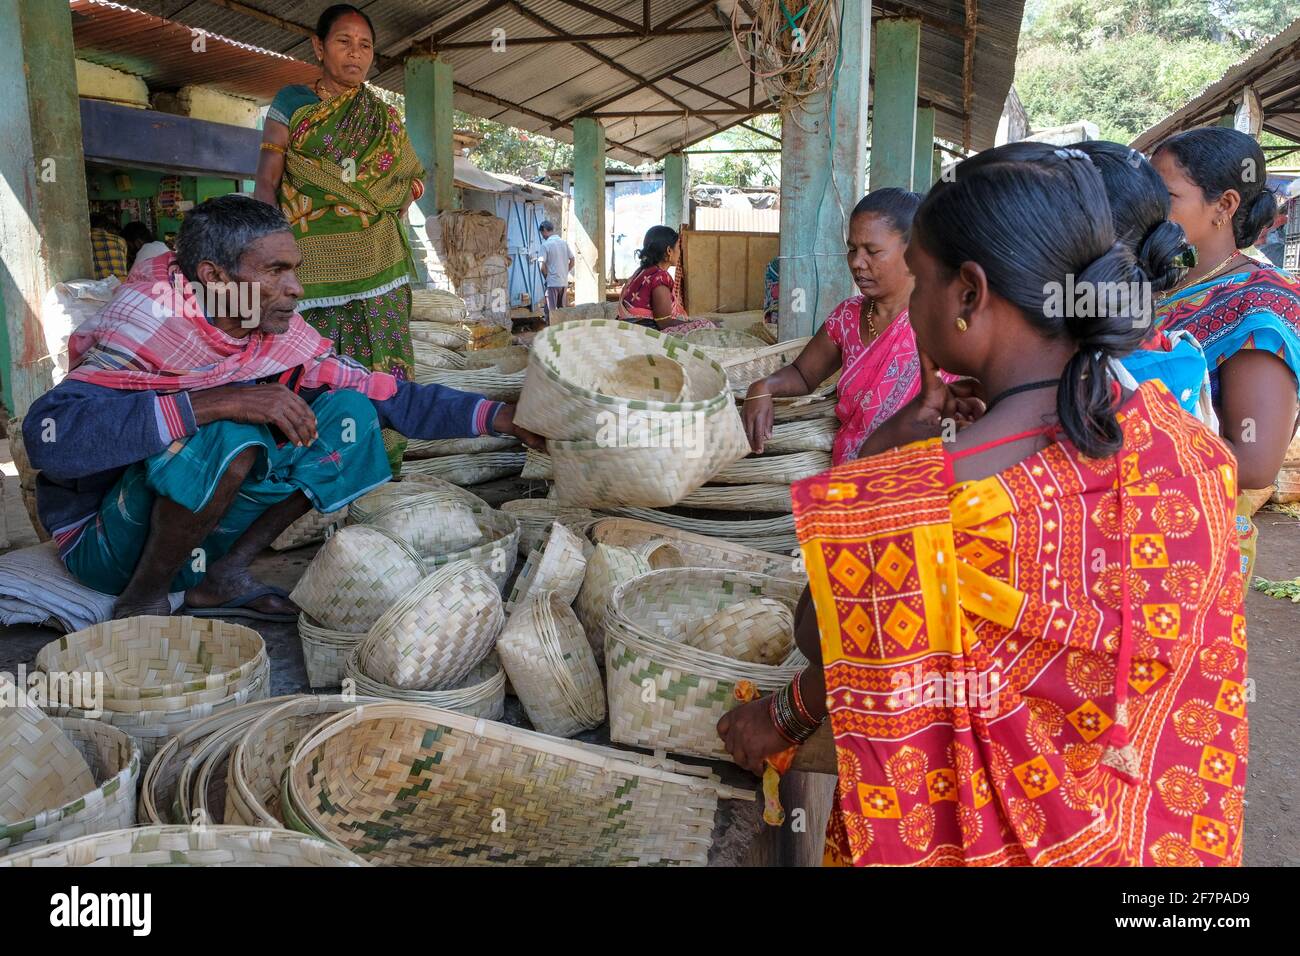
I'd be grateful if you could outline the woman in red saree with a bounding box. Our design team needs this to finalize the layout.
[617,225,717,335]
[719,143,1247,866]
[742,189,946,465]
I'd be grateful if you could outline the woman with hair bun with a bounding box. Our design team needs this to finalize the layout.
[718,142,1246,867]
[616,225,717,334]
[1152,127,1300,583]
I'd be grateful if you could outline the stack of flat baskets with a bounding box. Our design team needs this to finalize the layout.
[0,705,140,856]
[604,568,805,762]
[34,616,270,763]
[683,331,811,394]
[515,320,749,508]
[0,825,366,867]
[280,701,751,865]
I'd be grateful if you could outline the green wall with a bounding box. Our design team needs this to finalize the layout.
[85,165,241,238]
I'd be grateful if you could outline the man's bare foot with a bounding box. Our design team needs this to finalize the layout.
[184,567,298,617]
[112,594,174,619]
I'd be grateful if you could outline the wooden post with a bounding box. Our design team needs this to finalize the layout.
[778,1,870,340]
[0,0,94,416]
[404,53,457,216]
[663,151,690,230]
[870,18,921,191]
[913,106,936,192]
[573,117,607,303]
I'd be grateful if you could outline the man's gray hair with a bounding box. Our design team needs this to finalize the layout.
[177,194,292,279]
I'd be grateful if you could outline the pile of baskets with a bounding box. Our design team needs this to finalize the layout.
[514,320,750,508]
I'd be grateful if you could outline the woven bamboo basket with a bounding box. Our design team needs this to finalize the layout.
[521,448,553,479]
[0,703,95,823]
[404,434,520,458]
[42,660,271,764]
[347,478,487,523]
[408,506,521,591]
[413,366,526,401]
[678,483,793,512]
[506,522,589,612]
[715,337,811,393]
[358,493,485,556]
[411,288,468,323]
[767,388,838,421]
[515,320,737,442]
[765,417,838,453]
[607,507,798,553]
[546,400,750,508]
[344,649,506,718]
[413,340,468,370]
[713,450,831,485]
[402,451,527,486]
[176,713,257,828]
[605,568,805,761]
[463,345,530,373]
[576,544,651,665]
[410,323,472,348]
[140,696,294,825]
[682,598,795,664]
[745,321,778,344]
[297,615,364,689]
[226,695,372,828]
[591,516,803,580]
[639,539,685,569]
[1271,471,1300,504]
[497,591,604,737]
[289,525,427,632]
[361,560,503,691]
[0,717,139,855]
[35,616,267,712]
[0,825,366,867]
[282,701,750,866]
[270,506,347,551]
[6,416,49,541]
[501,499,599,555]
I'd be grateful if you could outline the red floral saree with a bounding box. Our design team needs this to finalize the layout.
[792,381,1247,865]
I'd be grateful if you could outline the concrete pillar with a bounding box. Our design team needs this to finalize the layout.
[0,0,94,415]
[663,152,690,230]
[572,117,607,304]
[869,18,921,191]
[913,106,936,192]
[404,54,457,216]
[778,2,870,339]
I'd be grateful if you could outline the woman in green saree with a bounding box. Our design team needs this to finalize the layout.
[255,4,424,475]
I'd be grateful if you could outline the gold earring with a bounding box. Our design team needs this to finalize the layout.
[1214,219,1223,229]
[955,316,968,332]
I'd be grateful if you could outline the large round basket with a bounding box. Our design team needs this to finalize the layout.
[605,568,805,761]
[35,616,267,712]
[347,478,487,523]
[409,505,521,591]
[282,701,750,866]
[343,649,507,718]
[0,825,366,867]
[358,493,486,556]
[361,560,503,691]
[496,590,604,737]
[289,525,427,632]
[0,717,140,856]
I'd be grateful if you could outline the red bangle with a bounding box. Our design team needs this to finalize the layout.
[790,669,816,725]
[411,178,425,200]
[769,694,801,746]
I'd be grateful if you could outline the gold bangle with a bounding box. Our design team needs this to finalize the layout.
[260,141,287,154]
[743,393,772,402]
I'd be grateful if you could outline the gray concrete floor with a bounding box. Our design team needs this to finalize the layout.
[0,463,1294,865]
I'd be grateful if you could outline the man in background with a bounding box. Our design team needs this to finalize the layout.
[89,213,129,281]
[122,221,171,272]
[537,220,574,322]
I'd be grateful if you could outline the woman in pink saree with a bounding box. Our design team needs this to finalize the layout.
[743,189,951,464]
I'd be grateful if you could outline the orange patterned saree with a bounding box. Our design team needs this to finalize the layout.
[791,381,1248,866]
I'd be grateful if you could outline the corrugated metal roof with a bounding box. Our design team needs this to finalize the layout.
[1130,15,1300,151]
[70,0,1025,162]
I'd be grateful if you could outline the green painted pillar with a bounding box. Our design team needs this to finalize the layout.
[404,53,457,216]
[870,18,921,191]
[664,152,689,230]
[933,148,945,187]
[573,117,607,303]
[0,0,93,415]
[779,2,870,339]
[1217,113,1236,129]
[913,106,936,192]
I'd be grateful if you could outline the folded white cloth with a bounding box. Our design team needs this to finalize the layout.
[0,542,181,633]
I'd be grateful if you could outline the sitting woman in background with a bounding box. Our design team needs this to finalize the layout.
[1074,141,1209,420]
[1152,127,1300,583]
[617,225,717,335]
[742,188,955,465]
[719,142,1247,867]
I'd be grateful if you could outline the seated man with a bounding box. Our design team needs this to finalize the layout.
[25,194,539,621]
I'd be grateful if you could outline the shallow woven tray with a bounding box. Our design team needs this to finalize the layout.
[35,616,267,712]
[404,435,521,458]
[402,451,527,486]
[283,701,750,866]
[590,517,803,581]
[0,717,139,856]
[605,568,805,761]
[497,590,605,737]
[0,825,366,867]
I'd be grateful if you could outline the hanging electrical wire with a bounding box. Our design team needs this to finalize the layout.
[730,0,842,112]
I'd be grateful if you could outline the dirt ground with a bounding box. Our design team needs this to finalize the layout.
[0,462,1294,865]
